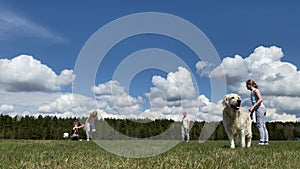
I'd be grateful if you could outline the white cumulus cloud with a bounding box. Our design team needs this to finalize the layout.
[92,80,144,116]
[38,93,99,118]
[197,46,300,121]
[0,104,14,112]
[265,109,299,122]
[207,46,300,96]
[141,66,222,122]
[147,66,196,103]
[0,55,75,92]
[88,67,223,122]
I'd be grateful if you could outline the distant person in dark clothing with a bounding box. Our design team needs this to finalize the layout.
[70,121,84,140]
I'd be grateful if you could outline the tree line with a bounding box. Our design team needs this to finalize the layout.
[1,114,300,140]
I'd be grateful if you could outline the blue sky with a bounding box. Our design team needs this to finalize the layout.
[0,0,300,122]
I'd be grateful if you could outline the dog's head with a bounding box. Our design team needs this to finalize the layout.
[222,93,241,110]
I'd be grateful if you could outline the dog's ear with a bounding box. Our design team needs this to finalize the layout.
[222,95,229,107]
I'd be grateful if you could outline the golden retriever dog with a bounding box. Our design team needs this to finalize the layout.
[222,93,252,148]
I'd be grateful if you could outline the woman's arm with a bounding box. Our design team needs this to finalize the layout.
[85,116,90,124]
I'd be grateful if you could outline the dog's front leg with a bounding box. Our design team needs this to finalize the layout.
[246,137,252,148]
[240,129,245,148]
[228,135,235,148]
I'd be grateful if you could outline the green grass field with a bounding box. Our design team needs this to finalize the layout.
[1,140,300,169]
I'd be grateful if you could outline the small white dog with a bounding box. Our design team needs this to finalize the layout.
[222,93,252,148]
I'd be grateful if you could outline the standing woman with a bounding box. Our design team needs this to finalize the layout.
[85,110,98,141]
[246,79,269,145]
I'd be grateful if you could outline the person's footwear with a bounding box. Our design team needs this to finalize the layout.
[87,138,90,141]
[264,141,269,145]
[258,141,264,145]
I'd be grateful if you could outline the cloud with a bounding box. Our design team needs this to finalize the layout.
[0,104,14,112]
[145,66,196,115]
[92,80,144,116]
[141,66,223,122]
[264,96,300,116]
[1,88,297,122]
[147,66,196,103]
[265,108,299,122]
[197,46,300,121]
[0,87,99,118]
[88,67,223,122]
[195,61,216,77]
[0,90,68,117]
[0,9,67,43]
[0,55,75,92]
[38,94,98,118]
[0,52,298,122]
[206,46,300,96]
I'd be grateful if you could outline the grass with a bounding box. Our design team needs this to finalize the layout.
[1,140,300,169]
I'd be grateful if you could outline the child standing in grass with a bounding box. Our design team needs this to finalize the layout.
[246,79,269,145]
[70,121,84,140]
[85,110,98,141]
